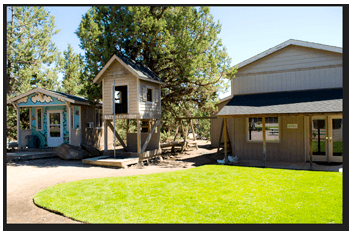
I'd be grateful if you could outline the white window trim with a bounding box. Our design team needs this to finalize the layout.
[246,117,281,143]
[145,85,155,104]
[112,83,130,114]
[35,107,43,131]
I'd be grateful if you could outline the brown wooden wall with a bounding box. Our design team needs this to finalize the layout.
[80,105,113,150]
[101,60,139,115]
[232,116,305,163]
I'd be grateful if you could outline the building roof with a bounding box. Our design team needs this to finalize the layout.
[93,54,165,85]
[47,90,88,103]
[217,88,343,117]
[115,54,164,83]
[7,88,94,106]
[235,39,342,70]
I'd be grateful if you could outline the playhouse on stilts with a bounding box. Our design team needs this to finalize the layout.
[83,53,166,167]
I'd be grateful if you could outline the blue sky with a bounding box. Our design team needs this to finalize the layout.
[7,6,343,99]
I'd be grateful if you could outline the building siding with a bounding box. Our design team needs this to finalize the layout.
[232,45,342,96]
[232,116,305,162]
[101,60,138,115]
[80,105,113,150]
[139,80,161,117]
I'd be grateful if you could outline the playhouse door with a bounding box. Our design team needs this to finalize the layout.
[47,110,63,147]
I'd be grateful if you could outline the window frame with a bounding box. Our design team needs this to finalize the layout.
[246,117,281,143]
[95,108,103,129]
[35,107,43,131]
[147,88,153,103]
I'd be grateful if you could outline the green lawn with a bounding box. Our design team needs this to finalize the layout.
[313,141,343,155]
[34,165,343,223]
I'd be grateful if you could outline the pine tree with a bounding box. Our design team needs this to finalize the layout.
[6,6,61,140]
[60,44,85,96]
[76,6,237,132]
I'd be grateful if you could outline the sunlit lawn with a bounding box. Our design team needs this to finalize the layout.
[34,165,342,223]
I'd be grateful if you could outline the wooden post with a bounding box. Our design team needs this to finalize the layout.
[104,119,107,152]
[14,104,22,150]
[107,121,128,151]
[217,119,224,153]
[262,116,266,167]
[137,119,142,162]
[190,119,196,141]
[223,118,228,162]
[66,102,72,145]
[173,119,180,141]
[309,116,313,170]
[180,119,184,139]
[157,119,161,151]
[181,120,190,152]
[142,120,160,152]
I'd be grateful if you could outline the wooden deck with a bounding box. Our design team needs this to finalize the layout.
[82,156,141,169]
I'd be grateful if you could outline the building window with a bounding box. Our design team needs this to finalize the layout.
[147,88,153,102]
[95,108,102,128]
[71,107,74,129]
[247,117,279,142]
[36,108,42,130]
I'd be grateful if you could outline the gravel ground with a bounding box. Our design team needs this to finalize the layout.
[6,140,220,224]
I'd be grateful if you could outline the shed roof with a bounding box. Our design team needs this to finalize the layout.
[93,54,165,85]
[234,39,342,70]
[7,88,93,106]
[217,88,343,117]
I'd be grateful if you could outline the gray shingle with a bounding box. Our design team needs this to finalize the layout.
[217,88,343,116]
[115,54,163,83]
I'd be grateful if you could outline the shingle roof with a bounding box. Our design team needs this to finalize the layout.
[115,54,164,83]
[48,90,88,103]
[217,88,343,116]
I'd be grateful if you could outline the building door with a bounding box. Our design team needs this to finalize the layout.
[328,115,343,162]
[47,110,63,147]
[310,115,342,163]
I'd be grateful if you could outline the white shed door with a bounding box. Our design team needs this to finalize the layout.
[47,110,63,147]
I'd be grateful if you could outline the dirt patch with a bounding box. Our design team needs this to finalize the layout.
[6,140,221,224]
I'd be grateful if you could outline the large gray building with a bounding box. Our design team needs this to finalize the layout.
[212,39,343,164]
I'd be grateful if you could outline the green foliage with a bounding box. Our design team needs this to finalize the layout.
[6,6,61,140]
[59,44,85,96]
[76,6,237,124]
[34,165,343,223]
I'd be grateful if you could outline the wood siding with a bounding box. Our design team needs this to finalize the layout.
[211,99,233,148]
[101,60,139,115]
[232,45,343,95]
[80,105,113,150]
[232,116,305,162]
[127,132,160,152]
[139,80,161,118]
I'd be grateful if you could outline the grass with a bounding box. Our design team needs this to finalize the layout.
[313,141,343,154]
[34,165,343,223]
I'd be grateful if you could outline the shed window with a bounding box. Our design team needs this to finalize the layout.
[95,109,102,128]
[247,117,279,142]
[37,108,42,130]
[71,107,74,129]
[147,88,153,102]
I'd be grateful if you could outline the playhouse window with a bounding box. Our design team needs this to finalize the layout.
[147,88,153,102]
[247,117,279,142]
[36,108,42,130]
